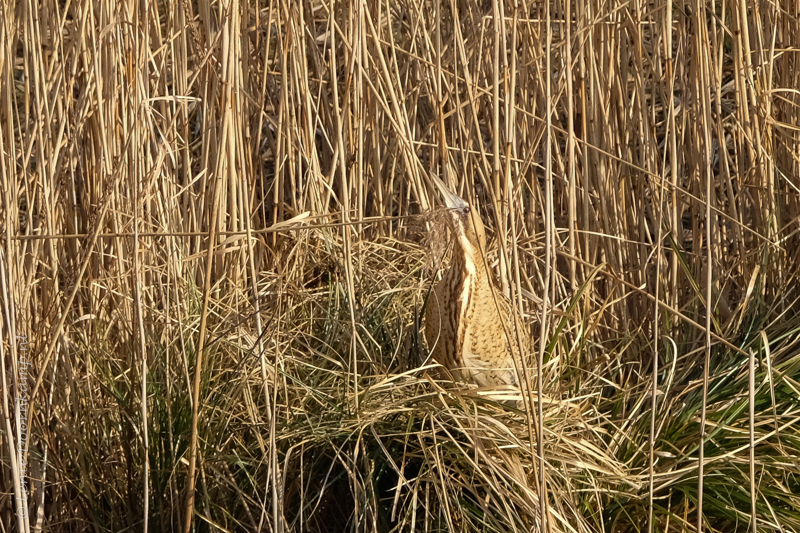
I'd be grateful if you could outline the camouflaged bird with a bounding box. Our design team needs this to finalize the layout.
[425,178,528,389]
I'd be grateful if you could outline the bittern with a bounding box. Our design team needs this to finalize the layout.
[424,178,528,388]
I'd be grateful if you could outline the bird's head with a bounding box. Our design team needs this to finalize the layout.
[432,177,487,261]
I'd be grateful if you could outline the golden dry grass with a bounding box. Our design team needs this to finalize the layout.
[1,0,799,531]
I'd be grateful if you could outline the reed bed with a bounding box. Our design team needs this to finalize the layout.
[1,0,799,531]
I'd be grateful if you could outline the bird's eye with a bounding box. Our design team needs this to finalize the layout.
[464,206,470,214]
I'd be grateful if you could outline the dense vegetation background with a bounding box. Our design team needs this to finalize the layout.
[1,0,799,531]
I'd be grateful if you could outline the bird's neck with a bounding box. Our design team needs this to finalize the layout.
[453,241,487,286]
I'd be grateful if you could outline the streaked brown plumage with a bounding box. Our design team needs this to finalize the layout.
[425,178,527,388]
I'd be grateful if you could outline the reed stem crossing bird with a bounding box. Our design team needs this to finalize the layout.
[425,178,528,390]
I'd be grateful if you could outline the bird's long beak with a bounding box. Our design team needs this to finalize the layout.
[431,176,468,210]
